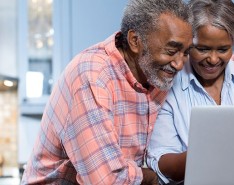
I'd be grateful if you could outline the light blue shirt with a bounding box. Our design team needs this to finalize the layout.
[147,60,234,184]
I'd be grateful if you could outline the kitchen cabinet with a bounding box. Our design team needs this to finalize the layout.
[17,0,72,115]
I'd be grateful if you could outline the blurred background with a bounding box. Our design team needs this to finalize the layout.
[0,0,127,184]
[0,0,233,184]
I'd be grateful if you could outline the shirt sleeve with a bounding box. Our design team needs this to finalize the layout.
[61,66,143,184]
[146,90,184,184]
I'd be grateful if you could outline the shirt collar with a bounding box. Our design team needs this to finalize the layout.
[103,32,151,92]
[224,60,234,83]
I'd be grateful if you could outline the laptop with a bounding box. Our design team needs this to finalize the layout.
[184,106,234,185]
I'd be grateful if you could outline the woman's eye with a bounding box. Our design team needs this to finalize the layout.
[218,49,228,53]
[195,47,209,53]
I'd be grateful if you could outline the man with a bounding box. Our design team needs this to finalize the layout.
[21,0,192,184]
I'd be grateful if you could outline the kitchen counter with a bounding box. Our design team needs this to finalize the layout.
[0,177,20,185]
[0,167,20,185]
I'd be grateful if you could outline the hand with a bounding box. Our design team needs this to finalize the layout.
[141,168,159,185]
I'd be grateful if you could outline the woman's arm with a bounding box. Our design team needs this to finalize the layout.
[159,152,187,182]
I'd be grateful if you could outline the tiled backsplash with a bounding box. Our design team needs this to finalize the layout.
[0,90,18,169]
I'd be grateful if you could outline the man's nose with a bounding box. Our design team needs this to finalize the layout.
[171,53,187,71]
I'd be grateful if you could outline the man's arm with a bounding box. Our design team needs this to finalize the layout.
[158,152,187,182]
[61,65,145,184]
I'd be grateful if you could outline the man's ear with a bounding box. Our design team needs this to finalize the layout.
[127,30,142,54]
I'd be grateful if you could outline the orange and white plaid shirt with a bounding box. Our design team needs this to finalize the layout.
[21,32,168,185]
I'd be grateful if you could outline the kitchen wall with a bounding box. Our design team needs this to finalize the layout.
[0,90,18,168]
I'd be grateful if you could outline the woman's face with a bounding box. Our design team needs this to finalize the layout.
[189,24,233,84]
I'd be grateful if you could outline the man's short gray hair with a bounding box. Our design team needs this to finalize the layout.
[188,0,234,40]
[120,0,192,49]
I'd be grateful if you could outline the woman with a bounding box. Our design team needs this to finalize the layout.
[147,0,234,184]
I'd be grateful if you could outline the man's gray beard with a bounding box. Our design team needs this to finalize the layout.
[138,51,175,91]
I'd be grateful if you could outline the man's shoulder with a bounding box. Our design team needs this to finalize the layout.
[70,33,119,71]
[65,46,109,73]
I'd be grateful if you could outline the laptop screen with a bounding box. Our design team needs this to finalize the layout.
[184,106,234,185]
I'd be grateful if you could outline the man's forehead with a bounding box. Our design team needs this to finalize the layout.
[157,13,189,29]
[155,14,192,47]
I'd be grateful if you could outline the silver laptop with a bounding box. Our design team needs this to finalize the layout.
[184,106,234,185]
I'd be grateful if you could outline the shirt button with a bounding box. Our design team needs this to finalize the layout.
[149,125,152,130]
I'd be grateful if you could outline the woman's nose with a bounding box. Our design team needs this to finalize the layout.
[207,51,220,65]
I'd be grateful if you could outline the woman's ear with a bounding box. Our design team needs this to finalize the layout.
[127,30,142,54]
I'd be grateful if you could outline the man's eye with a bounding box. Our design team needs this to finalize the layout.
[167,49,177,56]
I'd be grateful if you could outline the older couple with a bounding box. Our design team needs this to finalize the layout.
[21,0,234,184]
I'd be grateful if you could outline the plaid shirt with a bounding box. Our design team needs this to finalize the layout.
[22,33,167,185]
